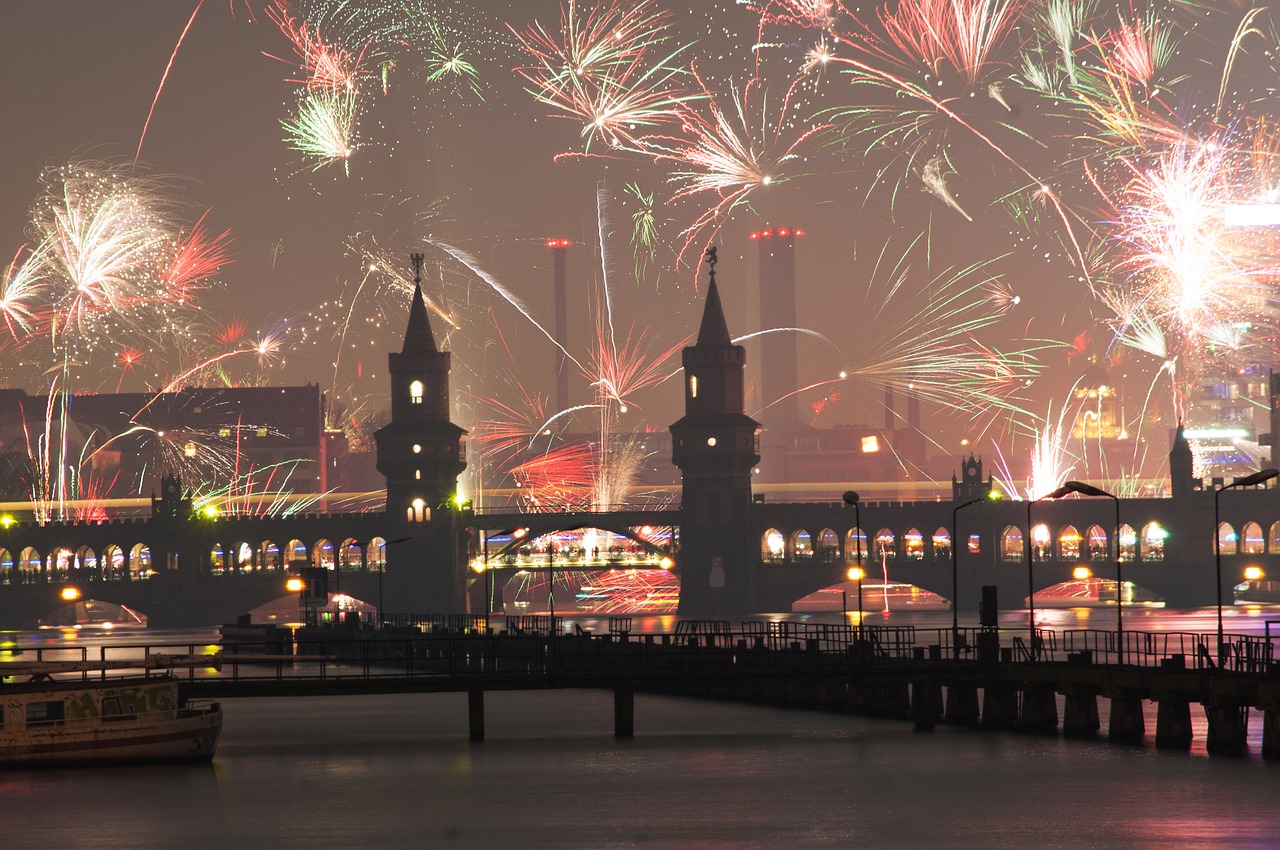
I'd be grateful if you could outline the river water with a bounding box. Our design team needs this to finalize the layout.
[2,608,1279,849]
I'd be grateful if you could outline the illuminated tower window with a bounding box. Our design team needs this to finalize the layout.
[408,498,429,523]
[410,380,424,404]
[689,375,699,398]
[183,441,197,458]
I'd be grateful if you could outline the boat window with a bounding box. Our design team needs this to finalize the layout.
[26,700,64,726]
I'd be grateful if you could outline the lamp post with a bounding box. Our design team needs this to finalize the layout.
[951,494,989,657]
[382,536,411,628]
[547,534,558,632]
[1214,469,1278,663]
[847,566,865,640]
[1060,482,1122,662]
[842,491,863,638]
[1025,486,1075,659]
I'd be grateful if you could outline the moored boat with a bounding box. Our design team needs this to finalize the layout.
[0,655,222,768]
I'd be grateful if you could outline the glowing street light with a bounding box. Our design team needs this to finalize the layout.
[846,566,865,639]
[1025,484,1079,660]
[1214,469,1278,663]
[951,488,998,658]
[1061,481,1122,662]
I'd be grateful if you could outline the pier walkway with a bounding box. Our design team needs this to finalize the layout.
[9,619,1280,756]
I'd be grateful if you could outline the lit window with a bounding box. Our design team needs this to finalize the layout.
[217,427,231,438]
[183,442,197,457]
[861,436,879,453]
[690,375,699,398]
[410,380,424,404]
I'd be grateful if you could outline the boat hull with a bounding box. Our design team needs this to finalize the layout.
[0,706,221,768]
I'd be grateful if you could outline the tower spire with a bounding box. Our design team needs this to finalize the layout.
[402,252,438,355]
[697,246,732,346]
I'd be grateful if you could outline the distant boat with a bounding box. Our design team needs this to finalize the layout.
[37,599,148,630]
[0,655,222,767]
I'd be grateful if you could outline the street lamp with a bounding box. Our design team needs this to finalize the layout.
[843,491,864,637]
[481,527,527,631]
[1060,481,1122,661]
[1214,468,1278,663]
[382,536,411,627]
[1025,485,1076,659]
[847,566,866,640]
[951,493,992,657]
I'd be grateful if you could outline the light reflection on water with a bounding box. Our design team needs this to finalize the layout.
[0,688,1277,849]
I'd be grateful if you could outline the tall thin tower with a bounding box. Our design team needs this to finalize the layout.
[751,227,803,427]
[547,238,573,416]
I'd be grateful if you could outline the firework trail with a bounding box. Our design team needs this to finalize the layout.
[511,0,698,152]
[637,71,828,260]
[136,0,208,162]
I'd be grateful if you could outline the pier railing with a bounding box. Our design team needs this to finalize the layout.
[5,622,1277,685]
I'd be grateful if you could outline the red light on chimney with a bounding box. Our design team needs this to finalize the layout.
[777,227,790,237]
[795,229,805,237]
[749,231,760,240]
[545,238,573,249]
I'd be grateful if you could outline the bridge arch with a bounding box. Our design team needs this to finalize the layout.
[1140,522,1165,561]
[259,540,281,571]
[762,528,784,563]
[1270,521,1280,552]
[312,539,335,569]
[211,543,226,573]
[286,538,307,567]
[129,543,152,578]
[48,546,74,578]
[75,545,98,578]
[369,537,387,570]
[1086,525,1108,562]
[1242,521,1264,555]
[844,528,866,564]
[0,548,12,585]
[1118,524,1137,561]
[1058,525,1080,560]
[1030,523,1050,562]
[19,547,40,580]
[103,545,126,580]
[874,529,895,560]
[903,528,924,560]
[229,541,253,572]
[339,538,364,571]
[931,527,950,560]
[815,528,838,563]
[788,529,812,562]
[1000,526,1022,562]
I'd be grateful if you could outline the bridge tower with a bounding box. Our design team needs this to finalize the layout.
[1169,423,1196,498]
[374,254,468,613]
[670,247,762,615]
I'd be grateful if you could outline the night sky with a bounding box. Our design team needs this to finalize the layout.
[3,1,1277,495]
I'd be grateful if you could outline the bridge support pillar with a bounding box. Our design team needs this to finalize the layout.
[944,683,980,725]
[614,687,634,739]
[873,683,911,719]
[1062,690,1100,738]
[1262,710,1280,760]
[468,689,485,742]
[1155,698,1192,750]
[1018,687,1058,733]
[1205,700,1249,756]
[911,681,941,731]
[1107,695,1145,744]
[982,683,1018,729]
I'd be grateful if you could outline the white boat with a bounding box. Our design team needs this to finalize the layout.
[0,654,222,767]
